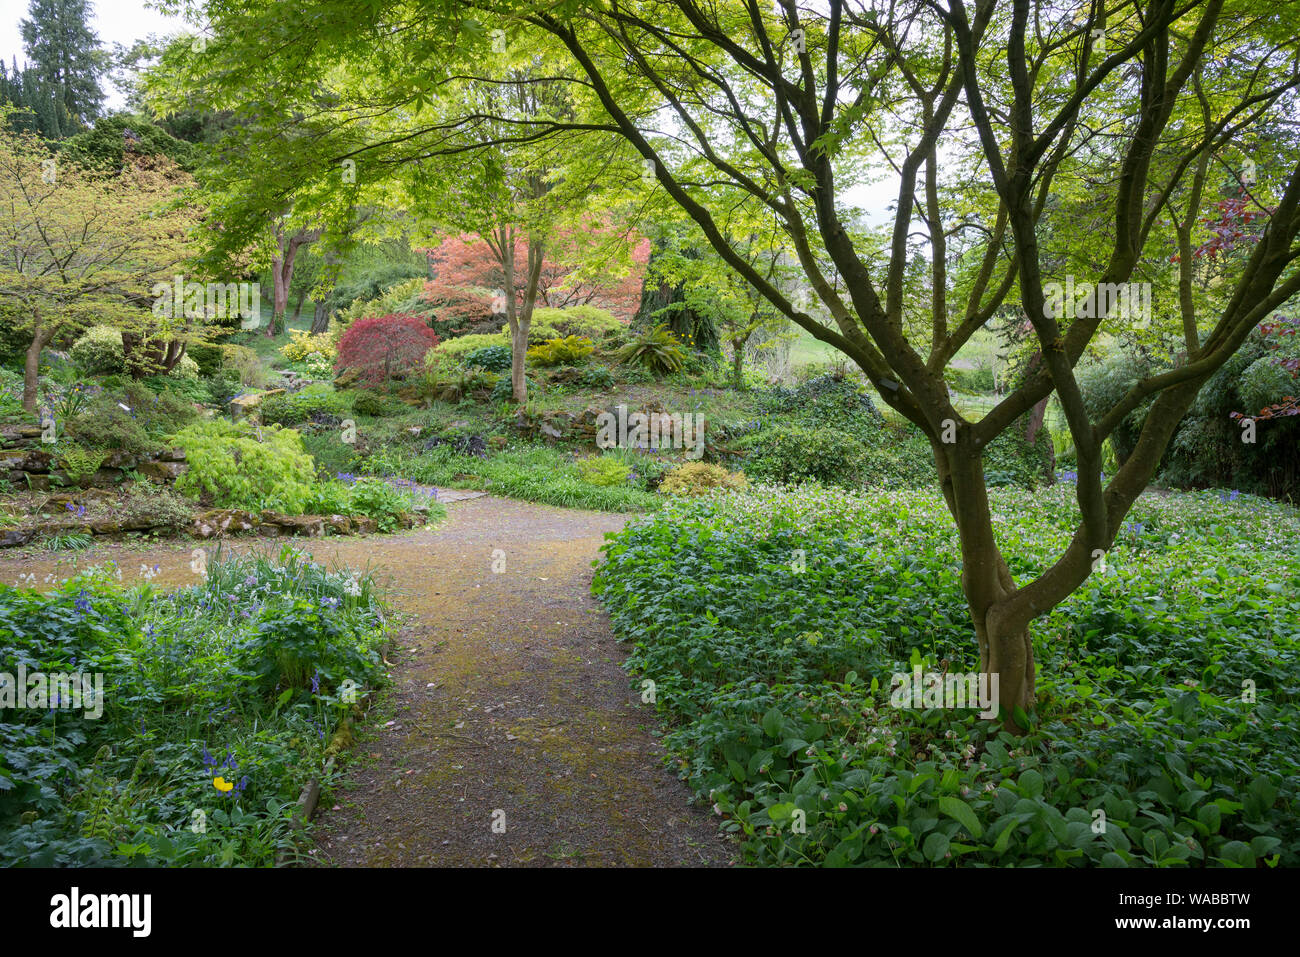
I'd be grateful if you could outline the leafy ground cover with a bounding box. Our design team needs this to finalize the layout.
[0,545,389,866]
[593,484,1300,866]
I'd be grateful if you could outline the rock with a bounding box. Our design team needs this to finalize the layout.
[194,509,260,537]
[335,367,362,388]
[1,528,34,547]
[0,448,51,472]
[23,474,50,491]
[324,514,353,535]
[230,389,286,420]
[351,515,377,535]
[259,510,324,537]
[137,460,187,482]
[157,447,187,463]
[102,450,138,469]
[0,424,43,443]
[539,421,563,439]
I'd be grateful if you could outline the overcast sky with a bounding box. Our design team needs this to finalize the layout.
[1,0,190,108]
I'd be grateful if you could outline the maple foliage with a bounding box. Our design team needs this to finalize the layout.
[422,228,649,334]
[335,313,440,385]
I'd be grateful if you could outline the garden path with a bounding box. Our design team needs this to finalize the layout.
[0,496,734,867]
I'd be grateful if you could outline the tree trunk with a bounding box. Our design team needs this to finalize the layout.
[23,329,49,413]
[309,301,329,335]
[510,321,529,404]
[731,341,745,389]
[291,287,307,322]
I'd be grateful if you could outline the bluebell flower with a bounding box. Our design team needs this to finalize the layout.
[322,596,340,609]
[202,746,216,767]
[1059,470,1078,482]
[311,670,321,694]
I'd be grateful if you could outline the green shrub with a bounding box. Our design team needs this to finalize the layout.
[260,385,347,427]
[945,365,997,394]
[615,325,685,375]
[463,344,513,372]
[186,341,225,377]
[580,365,615,390]
[65,383,197,456]
[660,461,747,496]
[70,325,126,375]
[172,419,317,513]
[530,305,625,342]
[526,335,594,367]
[1239,355,1297,415]
[350,390,408,418]
[739,424,867,487]
[576,456,632,487]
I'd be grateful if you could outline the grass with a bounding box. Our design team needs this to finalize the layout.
[363,443,662,512]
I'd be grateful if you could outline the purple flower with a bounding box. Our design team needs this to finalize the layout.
[202,746,216,767]
[311,670,321,694]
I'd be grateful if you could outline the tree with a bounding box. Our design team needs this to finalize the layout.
[147,0,1300,727]
[423,225,648,332]
[335,313,440,384]
[19,0,106,132]
[520,0,1300,725]
[0,118,199,411]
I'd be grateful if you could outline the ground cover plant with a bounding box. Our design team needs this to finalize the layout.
[594,484,1300,867]
[0,546,389,866]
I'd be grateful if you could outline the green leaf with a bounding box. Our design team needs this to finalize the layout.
[761,707,783,738]
[922,831,950,862]
[937,796,984,838]
[1018,769,1044,798]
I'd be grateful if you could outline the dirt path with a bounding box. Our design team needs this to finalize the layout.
[0,497,734,868]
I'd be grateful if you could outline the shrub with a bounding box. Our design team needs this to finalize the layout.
[462,344,513,372]
[576,456,632,487]
[186,341,224,377]
[739,424,867,487]
[659,461,747,496]
[335,313,440,385]
[70,325,126,375]
[174,354,200,379]
[350,390,408,418]
[580,365,615,390]
[615,324,686,375]
[260,385,347,427]
[490,374,535,403]
[526,335,595,367]
[172,419,317,513]
[221,344,268,388]
[281,329,337,364]
[1239,354,1297,415]
[65,383,197,456]
[531,305,625,342]
[945,364,997,394]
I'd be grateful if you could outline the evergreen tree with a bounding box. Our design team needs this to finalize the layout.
[19,0,105,131]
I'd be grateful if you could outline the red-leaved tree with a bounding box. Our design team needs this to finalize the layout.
[423,227,649,333]
[335,313,440,385]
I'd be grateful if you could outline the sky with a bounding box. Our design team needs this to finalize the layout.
[1,0,190,109]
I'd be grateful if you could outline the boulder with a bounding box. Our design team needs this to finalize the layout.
[324,514,353,535]
[194,508,261,538]
[230,389,285,420]
[137,460,187,482]
[259,510,324,537]
[0,528,34,547]
[351,515,377,535]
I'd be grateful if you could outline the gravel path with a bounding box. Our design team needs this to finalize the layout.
[0,496,734,868]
